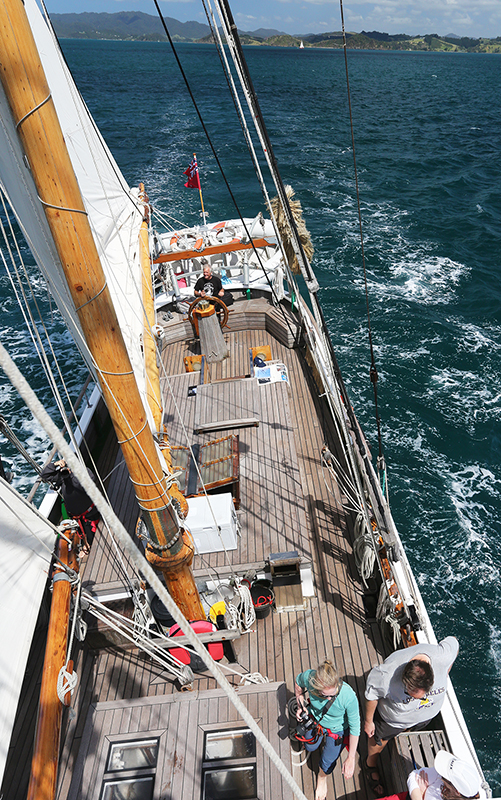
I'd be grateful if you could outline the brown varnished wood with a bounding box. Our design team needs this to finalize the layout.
[153,237,274,264]
[26,536,77,800]
[0,1,204,621]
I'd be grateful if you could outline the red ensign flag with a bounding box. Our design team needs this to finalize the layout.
[184,157,201,189]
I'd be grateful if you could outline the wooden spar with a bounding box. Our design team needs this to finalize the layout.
[26,534,78,800]
[138,186,189,518]
[153,236,274,264]
[0,0,204,615]
[139,191,163,433]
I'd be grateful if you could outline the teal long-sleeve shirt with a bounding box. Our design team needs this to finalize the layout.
[296,670,361,735]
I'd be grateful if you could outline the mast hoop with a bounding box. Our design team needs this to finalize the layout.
[116,419,148,444]
[137,524,180,551]
[37,195,88,215]
[74,280,108,311]
[52,571,72,584]
[135,488,172,504]
[15,92,52,129]
[98,368,134,377]
[132,476,172,490]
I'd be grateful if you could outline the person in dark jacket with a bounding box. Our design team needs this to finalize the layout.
[194,260,233,306]
[41,459,100,552]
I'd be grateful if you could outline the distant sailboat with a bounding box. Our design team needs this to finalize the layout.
[299,40,304,48]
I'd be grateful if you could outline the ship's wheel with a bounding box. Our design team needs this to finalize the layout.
[188,296,229,329]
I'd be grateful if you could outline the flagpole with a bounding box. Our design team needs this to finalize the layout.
[193,152,207,225]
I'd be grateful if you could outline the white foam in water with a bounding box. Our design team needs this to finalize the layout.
[457,322,501,353]
[489,623,501,677]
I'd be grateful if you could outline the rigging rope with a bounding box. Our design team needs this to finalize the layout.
[150,0,297,340]
[339,0,386,482]
[0,194,84,456]
[0,340,309,800]
[213,0,318,293]
[201,0,301,301]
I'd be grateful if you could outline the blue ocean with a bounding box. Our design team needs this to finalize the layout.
[0,39,500,791]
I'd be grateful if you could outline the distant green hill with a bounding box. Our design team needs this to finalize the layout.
[265,34,303,47]
[51,11,209,42]
[302,30,501,52]
[49,12,501,52]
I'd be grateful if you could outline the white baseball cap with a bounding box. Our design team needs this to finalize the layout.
[434,750,481,798]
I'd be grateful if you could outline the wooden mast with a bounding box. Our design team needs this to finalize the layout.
[0,0,203,620]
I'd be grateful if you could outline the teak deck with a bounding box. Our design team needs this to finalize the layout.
[2,296,399,800]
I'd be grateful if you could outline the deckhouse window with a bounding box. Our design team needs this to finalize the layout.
[99,737,159,800]
[106,739,159,772]
[202,728,257,800]
[101,775,154,800]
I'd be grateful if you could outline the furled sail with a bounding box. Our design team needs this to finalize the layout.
[0,0,150,422]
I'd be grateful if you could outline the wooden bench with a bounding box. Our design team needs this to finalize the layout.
[389,730,450,793]
[157,299,302,349]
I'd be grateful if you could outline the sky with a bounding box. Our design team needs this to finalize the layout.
[45,0,501,39]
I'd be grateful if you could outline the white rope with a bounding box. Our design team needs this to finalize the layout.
[376,581,402,649]
[233,580,256,631]
[240,672,270,686]
[352,511,377,585]
[0,341,309,800]
[82,593,190,681]
[56,666,78,705]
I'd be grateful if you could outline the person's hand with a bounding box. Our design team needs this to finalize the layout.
[342,754,356,780]
[417,770,429,795]
[296,696,306,720]
[364,719,375,738]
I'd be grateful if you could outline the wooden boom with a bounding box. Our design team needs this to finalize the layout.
[153,236,274,264]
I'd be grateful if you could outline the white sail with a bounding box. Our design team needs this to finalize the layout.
[0,0,150,423]
[0,478,58,784]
